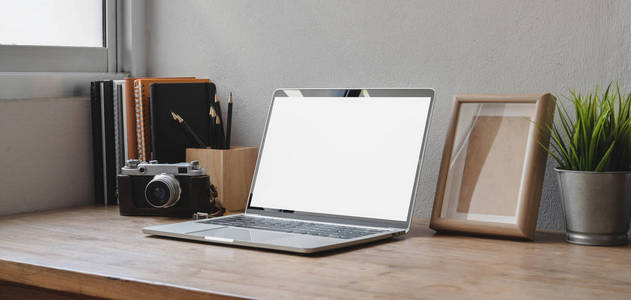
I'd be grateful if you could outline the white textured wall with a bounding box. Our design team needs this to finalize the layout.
[146,0,631,230]
[0,97,94,215]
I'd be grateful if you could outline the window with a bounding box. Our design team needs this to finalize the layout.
[0,0,117,73]
[0,0,103,47]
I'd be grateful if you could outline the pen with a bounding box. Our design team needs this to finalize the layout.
[226,92,233,149]
[171,111,206,148]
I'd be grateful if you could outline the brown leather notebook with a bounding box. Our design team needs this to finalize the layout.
[134,77,209,161]
[123,78,138,159]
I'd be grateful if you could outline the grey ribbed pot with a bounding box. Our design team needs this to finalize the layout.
[556,168,631,246]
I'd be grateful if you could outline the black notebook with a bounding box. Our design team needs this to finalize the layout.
[90,80,118,205]
[150,82,216,163]
[90,81,104,204]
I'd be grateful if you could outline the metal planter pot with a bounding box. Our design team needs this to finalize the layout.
[556,168,631,246]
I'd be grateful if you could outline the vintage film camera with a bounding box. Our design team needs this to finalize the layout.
[117,160,219,217]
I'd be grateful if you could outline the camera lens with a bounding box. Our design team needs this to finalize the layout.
[145,174,181,208]
[152,185,166,200]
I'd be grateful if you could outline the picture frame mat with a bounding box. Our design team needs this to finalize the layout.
[439,102,537,224]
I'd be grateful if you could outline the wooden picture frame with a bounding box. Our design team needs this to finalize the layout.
[430,94,555,239]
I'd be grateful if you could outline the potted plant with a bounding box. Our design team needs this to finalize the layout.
[541,83,631,246]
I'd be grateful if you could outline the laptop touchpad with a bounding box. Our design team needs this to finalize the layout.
[189,227,288,242]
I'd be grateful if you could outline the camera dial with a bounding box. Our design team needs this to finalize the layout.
[144,173,181,208]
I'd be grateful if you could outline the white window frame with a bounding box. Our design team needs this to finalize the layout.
[0,0,117,73]
[0,0,146,99]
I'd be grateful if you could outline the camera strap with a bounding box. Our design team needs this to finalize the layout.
[207,184,224,217]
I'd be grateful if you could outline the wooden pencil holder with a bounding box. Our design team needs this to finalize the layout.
[186,146,258,213]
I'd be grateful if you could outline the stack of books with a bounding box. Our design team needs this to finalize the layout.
[90,77,210,204]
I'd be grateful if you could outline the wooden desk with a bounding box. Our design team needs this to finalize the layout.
[0,206,629,299]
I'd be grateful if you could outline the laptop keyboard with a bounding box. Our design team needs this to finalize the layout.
[198,215,387,239]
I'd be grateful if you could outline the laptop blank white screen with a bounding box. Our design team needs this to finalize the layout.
[250,96,431,221]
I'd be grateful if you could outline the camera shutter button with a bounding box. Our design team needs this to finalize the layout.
[126,159,140,168]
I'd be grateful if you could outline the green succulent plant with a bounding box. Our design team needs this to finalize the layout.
[540,83,631,172]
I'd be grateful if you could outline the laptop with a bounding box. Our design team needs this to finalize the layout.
[143,88,435,253]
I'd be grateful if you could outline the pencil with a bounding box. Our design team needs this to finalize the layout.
[210,106,217,149]
[214,93,223,120]
[209,106,215,149]
[226,92,233,149]
[214,93,227,148]
[215,115,226,149]
[208,84,217,148]
[171,111,206,148]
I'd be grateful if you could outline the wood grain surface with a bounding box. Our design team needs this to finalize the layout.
[186,146,258,213]
[0,206,630,299]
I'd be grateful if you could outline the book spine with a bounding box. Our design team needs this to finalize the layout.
[90,82,104,204]
[121,82,129,162]
[134,81,146,161]
[102,81,117,205]
[123,78,139,160]
[141,84,152,161]
[113,83,124,205]
[113,82,122,171]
